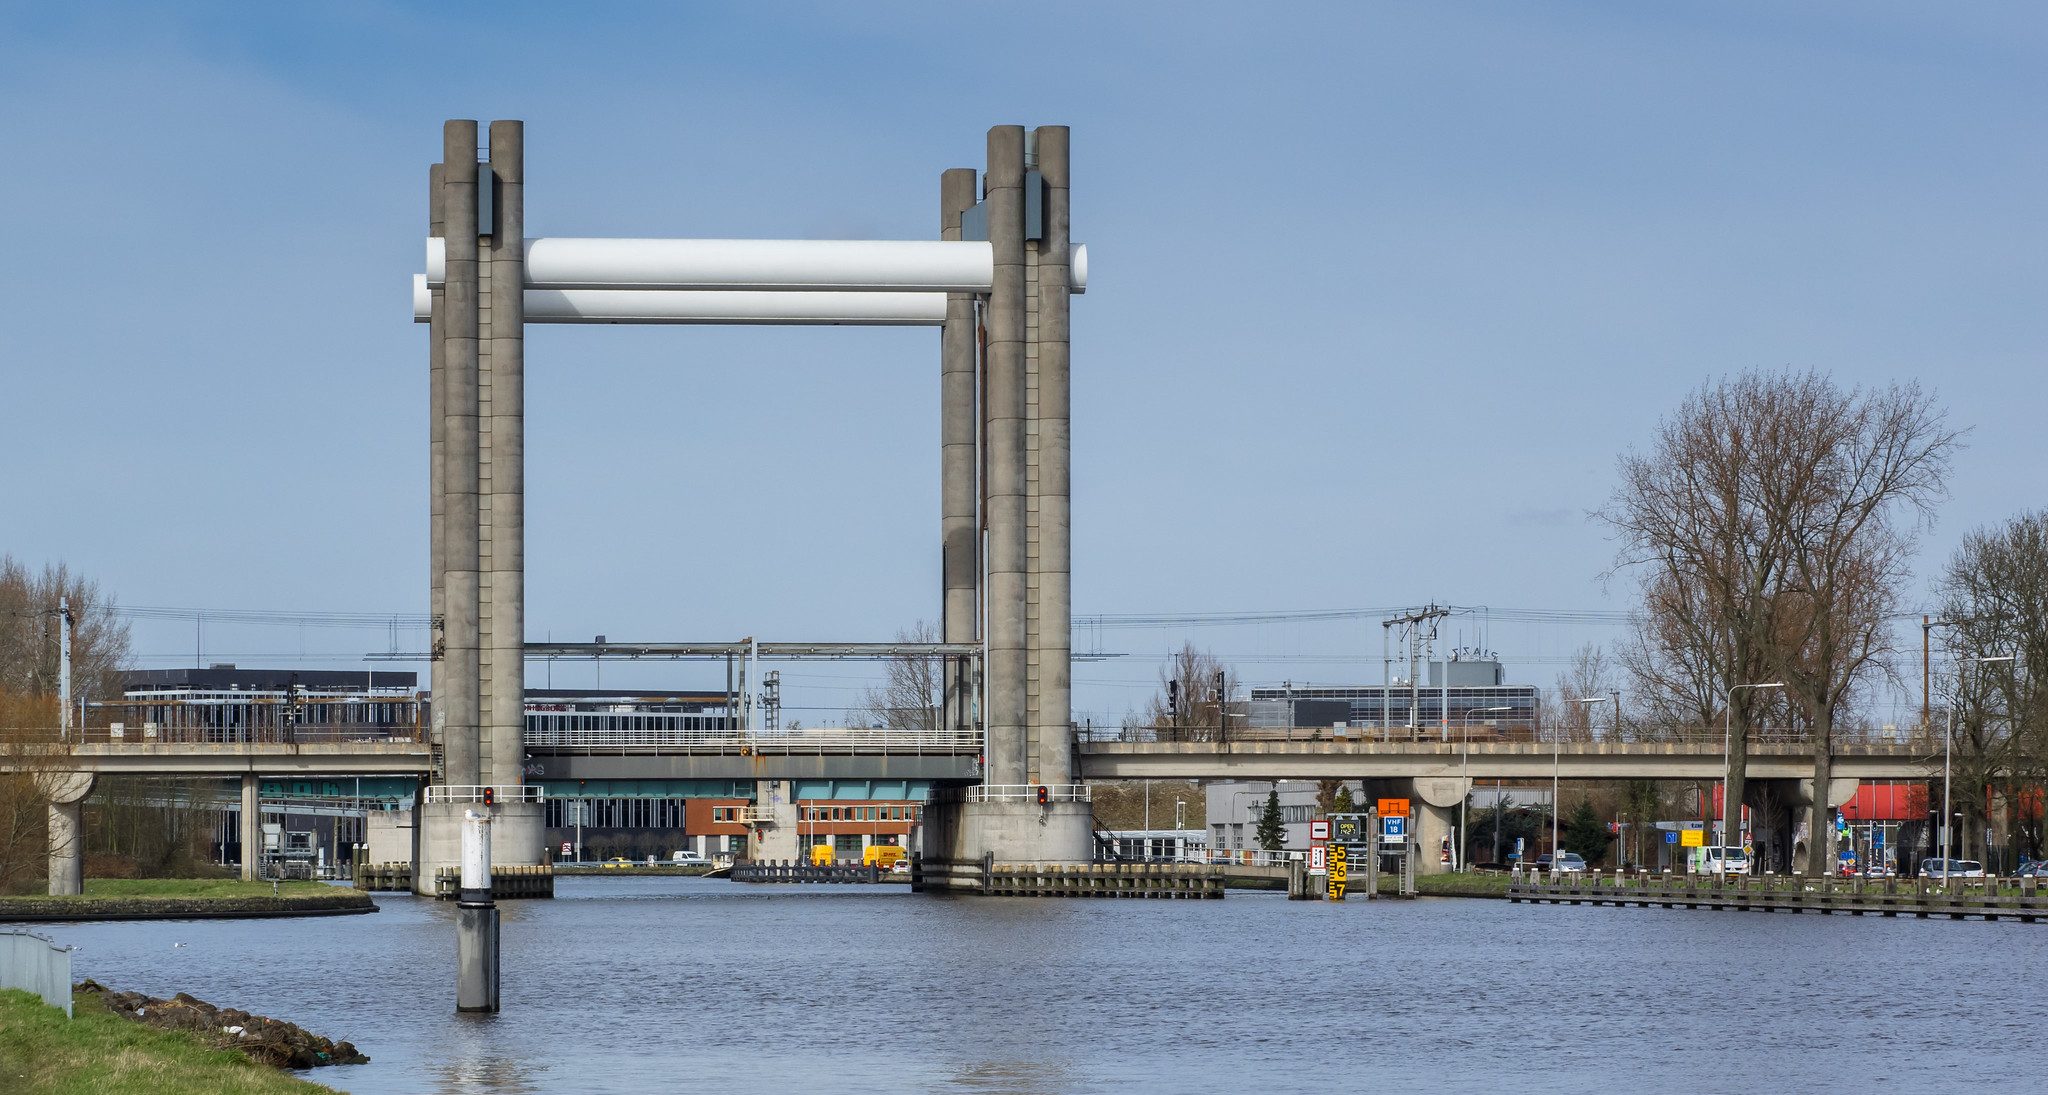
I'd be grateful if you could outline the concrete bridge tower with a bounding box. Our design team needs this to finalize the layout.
[923,126,1095,875]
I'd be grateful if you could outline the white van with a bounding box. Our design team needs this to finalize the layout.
[1701,846,1750,875]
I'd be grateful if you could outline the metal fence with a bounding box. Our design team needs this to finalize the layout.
[1075,723,1932,750]
[0,930,74,1017]
[524,718,981,756]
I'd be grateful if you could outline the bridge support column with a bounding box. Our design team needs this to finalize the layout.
[416,794,547,896]
[41,772,93,897]
[928,797,1094,882]
[939,166,979,735]
[239,772,260,881]
[1410,777,1470,877]
[752,780,800,862]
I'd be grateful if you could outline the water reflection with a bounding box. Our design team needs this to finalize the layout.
[11,876,2045,1094]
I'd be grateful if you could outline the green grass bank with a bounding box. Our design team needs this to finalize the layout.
[0,989,334,1095]
[0,879,374,921]
[1413,871,1511,898]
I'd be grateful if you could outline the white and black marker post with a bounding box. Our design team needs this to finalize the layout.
[456,807,499,1013]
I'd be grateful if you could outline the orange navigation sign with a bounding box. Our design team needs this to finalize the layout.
[1377,798,1411,818]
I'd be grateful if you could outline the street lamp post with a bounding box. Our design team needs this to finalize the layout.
[1945,654,2015,871]
[1722,682,1784,876]
[1460,707,1511,871]
[1556,697,1611,868]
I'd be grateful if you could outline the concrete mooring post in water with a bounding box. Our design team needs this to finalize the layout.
[456,808,499,1013]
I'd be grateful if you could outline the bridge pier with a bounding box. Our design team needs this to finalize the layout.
[41,772,94,896]
[1410,777,1468,876]
[416,796,547,895]
[239,772,260,881]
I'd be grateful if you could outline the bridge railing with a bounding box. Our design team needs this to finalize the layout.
[1074,723,1933,750]
[68,722,429,747]
[523,722,983,756]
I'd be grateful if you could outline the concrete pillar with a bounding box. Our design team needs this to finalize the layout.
[439,119,481,789]
[239,772,260,882]
[982,125,1028,788]
[939,166,980,734]
[484,120,526,791]
[42,772,92,896]
[1030,125,1073,787]
[753,780,800,862]
[1410,776,1470,876]
[429,161,446,756]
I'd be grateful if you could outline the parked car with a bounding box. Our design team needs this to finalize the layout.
[1701,846,1750,875]
[1921,858,1985,879]
[600,857,635,869]
[1535,852,1587,873]
[669,850,711,867]
[2016,861,2048,879]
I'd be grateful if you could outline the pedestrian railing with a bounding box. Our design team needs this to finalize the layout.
[424,784,545,804]
[957,784,1091,804]
[523,720,982,756]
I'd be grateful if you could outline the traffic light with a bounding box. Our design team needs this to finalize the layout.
[482,787,496,807]
[1036,785,1049,807]
[1167,680,1179,717]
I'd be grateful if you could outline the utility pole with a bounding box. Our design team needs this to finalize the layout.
[57,596,74,739]
[1382,605,1451,739]
[762,670,781,734]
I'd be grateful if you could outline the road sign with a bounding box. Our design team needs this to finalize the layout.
[1680,829,1704,848]
[1377,798,1410,818]
[1309,819,1331,841]
[1664,831,1679,845]
[1309,845,1328,874]
[1332,815,1364,843]
[560,841,573,857]
[1382,816,1407,843]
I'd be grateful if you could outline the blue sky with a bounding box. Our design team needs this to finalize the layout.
[2,3,2041,724]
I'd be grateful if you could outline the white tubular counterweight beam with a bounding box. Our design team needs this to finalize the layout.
[425,238,1088,293]
[411,276,945,325]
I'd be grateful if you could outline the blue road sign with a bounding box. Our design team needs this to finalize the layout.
[1664,830,1679,844]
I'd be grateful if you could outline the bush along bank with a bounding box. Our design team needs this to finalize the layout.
[75,981,369,1070]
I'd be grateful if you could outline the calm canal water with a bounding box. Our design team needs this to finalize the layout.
[13,876,2046,1093]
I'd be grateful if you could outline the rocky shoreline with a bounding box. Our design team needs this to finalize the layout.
[75,980,369,1070]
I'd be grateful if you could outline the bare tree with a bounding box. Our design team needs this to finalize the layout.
[1549,644,1618,743]
[1937,511,2048,863]
[1600,373,1959,874]
[851,621,945,733]
[0,558,133,889]
[1136,643,1231,742]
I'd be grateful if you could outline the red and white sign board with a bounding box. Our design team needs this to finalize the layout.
[1309,820,1331,841]
[1309,845,1328,874]
[560,841,573,857]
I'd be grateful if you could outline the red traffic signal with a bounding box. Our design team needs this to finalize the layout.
[1036,785,1049,806]
[482,787,496,807]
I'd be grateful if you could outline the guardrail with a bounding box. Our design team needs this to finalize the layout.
[523,724,982,755]
[958,784,1091,804]
[71,724,428,747]
[1075,724,1934,749]
[424,784,545,804]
